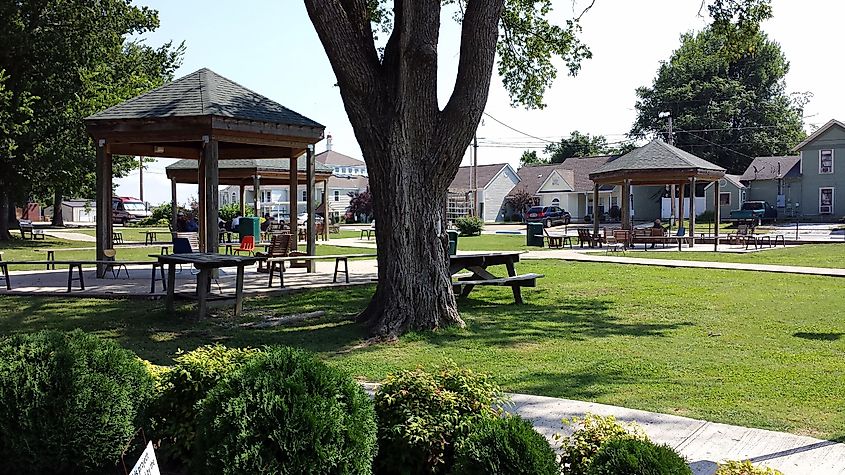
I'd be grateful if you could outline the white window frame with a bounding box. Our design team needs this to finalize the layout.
[719,192,731,207]
[819,187,834,214]
[551,197,560,207]
[819,149,834,174]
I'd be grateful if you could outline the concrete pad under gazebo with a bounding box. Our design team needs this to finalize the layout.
[589,139,726,249]
[84,68,326,276]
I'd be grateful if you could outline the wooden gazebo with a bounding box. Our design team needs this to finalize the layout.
[589,139,726,248]
[84,68,325,275]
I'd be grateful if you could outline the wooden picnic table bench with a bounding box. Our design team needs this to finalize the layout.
[265,253,377,288]
[449,251,543,304]
[19,221,45,240]
[0,259,158,292]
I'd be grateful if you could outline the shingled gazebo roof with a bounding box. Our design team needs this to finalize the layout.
[589,139,725,185]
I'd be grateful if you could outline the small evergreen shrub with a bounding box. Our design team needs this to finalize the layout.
[586,437,691,475]
[455,216,484,236]
[150,344,259,466]
[0,330,153,474]
[195,347,376,474]
[453,415,557,475]
[374,363,504,474]
[557,413,648,475]
[697,210,715,223]
[715,460,784,475]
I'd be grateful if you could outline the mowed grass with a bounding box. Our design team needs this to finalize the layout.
[69,226,171,243]
[0,260,843,439]
[628,244,845,269]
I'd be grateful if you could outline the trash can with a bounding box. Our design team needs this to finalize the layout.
[526,223,544,247]
[447,230,459,256]
[239,217,261,242]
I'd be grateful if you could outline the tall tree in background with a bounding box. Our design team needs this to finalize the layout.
[304,0,593,338]
[630,0,806,174]
[0,0,182,237]
[518,150,543,168]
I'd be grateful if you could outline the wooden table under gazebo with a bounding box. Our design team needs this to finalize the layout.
[84,68,326,276]
[588,139,726,250]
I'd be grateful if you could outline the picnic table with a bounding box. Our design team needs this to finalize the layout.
[449,251,543,304]
[266,253,377,288]
[152,253,257,319]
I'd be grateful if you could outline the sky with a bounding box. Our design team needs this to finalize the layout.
[114,0,845,206]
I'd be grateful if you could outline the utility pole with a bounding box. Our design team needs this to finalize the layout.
[139,156,144,203]
[472,134,478,217]
[660,112,676,228]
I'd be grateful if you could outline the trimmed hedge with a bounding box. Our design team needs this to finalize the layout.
[455,216,484,236]
[0,330,153,474]
[374,363,503,474]
[558,413,648,475]
[715,460,784,475]
[195,347,377,474]
[453,415,558,475]
[587,437,691,475]
[150,344,259,466]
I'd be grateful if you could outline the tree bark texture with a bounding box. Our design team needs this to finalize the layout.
[0,188,11,241]
[305,0,504,338]
[51,190,64,227]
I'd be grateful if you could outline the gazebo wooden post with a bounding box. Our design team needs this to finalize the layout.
[713,179,721,251]
[238,184,245,216]
[323,179,329,240]
[592,183,600,237]
[689,177,696,246]
[203,136,219,253]
[678,181,686,232]
[669,184,676,228]
[170,178,177,229]
[289,156,298,250]
[253,175,261,217]
[95,139,113,278]
[197,146,206,250]
[621,179,631,230]
[306,146,316,271]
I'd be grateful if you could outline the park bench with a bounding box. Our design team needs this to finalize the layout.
[449,252,543,304]
[360,223,376,240]
[0,259,161,292]
[265,253,377,288]
[19,220,45,240]
[540,228,573,249]
[577,228,605,248]
[255,233,293,272]
[451,273,543,304]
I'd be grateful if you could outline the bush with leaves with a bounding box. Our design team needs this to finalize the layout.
[455,216,484,236]
[586,437,691,475]
[139,202,179,226]
[453,414,557,475]
[557,413,648,475]
[150,344,260,466]
[715,460,783,475]
[194,346,377,474]
[0,330,154,474]
[374,363,504,474]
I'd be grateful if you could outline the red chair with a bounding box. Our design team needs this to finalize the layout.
[234,235,256,256]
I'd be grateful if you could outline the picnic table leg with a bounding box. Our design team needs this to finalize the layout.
[511,285,524,304]
[165,263,176,313]
[1,263,9,290]
[77,264,85,290]
[196,269,209,319]
[235,265,245,317]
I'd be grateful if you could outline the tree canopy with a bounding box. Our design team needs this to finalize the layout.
[518,131,635,168]
[630,0,806,174]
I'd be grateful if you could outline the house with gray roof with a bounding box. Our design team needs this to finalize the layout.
[448,163,520,222]
[738,155,801,218]
[791,119,845,219]
[705,174,747,218]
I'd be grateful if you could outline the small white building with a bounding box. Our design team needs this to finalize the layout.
[54,199,96,223]
[448,163,520,222]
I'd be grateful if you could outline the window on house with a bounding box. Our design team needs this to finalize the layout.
[820,150,834,174]
[819,187,834,214]
[232,192,237,203]
[551,198,560,207]
[719,192,731,206]
[334,190,339,202]
[301,190,307,202]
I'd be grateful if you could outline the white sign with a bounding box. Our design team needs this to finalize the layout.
[129,441,160,475]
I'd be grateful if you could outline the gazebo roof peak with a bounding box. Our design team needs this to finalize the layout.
[85,68,323,128]
[592,138,726,176]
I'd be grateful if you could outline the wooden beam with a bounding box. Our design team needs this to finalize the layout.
[95,140,113,278]
[171,178,178,226]
[306,146,316,272]
[689,177,696,246]
[714,179,721,251]
[211,117,324,142]
[204,137,219,254]
[323,179,329,240]
[678,180,685,231]
[197,143,206,251]
[621,179,631,230]
[253,175,260,217]
[592,184,600,237]
[289,156,298,251]
[239,184,245,216]
[108,143,202,159]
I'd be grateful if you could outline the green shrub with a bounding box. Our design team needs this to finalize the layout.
[697,210,715,223]
[150,344,259,466]
[455,216,484,236]
[453,414,557,475]
[557,413,648,475]
[0,330,154,474]
[586,437,691,475]
[195,347,376,474]
[139,202,179,226]
[715,460,784,475]
[374,363,504,474]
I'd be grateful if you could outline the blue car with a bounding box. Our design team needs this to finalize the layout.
[525,206,571,227]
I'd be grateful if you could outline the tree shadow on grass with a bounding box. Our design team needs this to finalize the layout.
[793,332,843,341]
[507,365,639,401]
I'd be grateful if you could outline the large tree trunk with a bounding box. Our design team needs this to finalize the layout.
[305,0,504,338]
[0,188,11,241]
[51,189,64,227]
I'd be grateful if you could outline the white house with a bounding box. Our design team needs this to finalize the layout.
[448,163,520,222]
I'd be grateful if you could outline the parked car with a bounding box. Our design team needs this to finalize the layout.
[525,206,571,227]
[112,208,134,225]
[729,201,777,224]
[112,197,150,223]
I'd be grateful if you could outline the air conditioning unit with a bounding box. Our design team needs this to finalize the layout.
[820,205,832,214]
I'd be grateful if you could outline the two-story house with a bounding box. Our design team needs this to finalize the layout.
[792,119,845,219]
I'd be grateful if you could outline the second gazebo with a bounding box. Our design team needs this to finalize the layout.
[589,139,726,247]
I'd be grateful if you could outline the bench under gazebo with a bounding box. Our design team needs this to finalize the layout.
[589,139,726,249]
[84,68,325,276]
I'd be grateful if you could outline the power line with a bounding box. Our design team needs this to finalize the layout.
[482,113,557,144]
[674,129,756,160]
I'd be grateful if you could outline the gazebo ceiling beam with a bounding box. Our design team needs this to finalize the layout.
[591,171,724,186]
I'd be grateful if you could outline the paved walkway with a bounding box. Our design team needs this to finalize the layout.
[522,248,845,278]
[44,231,96,242]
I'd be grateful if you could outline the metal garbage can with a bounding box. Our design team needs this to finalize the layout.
[239,217,261,242]
[447,230,459,256]
[526,222,544,247]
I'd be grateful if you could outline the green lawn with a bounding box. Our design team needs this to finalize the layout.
[626,244,845,269]
[68,226,171,242]
[0,260,842,440]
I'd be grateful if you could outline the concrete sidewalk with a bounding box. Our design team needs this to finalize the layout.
[522,249,845,278]
[513,392,845,475]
